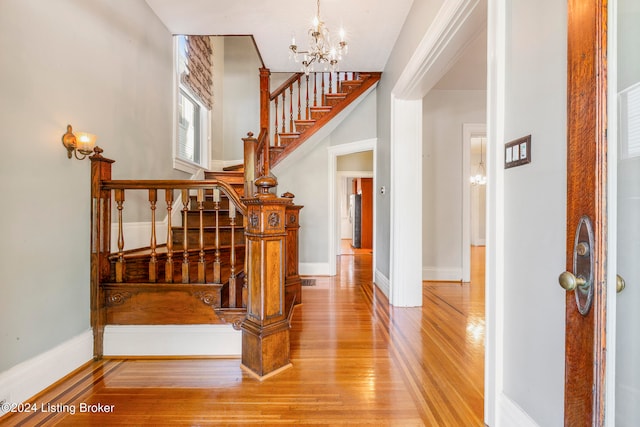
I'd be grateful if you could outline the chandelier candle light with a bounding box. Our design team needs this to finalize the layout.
[470,138,487,186]
[289,0,348,74]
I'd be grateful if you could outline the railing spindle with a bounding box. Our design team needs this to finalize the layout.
[297,75,301,121]
[274,96,279,146]
[329,71,333,94]
[305,74,310,120]
[321,72,325,105]
[314,72,318,107]
[165,189,174,283]
[181,189,190,283]
[337,72,342,93]
[197,189,206,283]
[115,189,125,282]
[148,189,158,282]
[289,83,294,132]
[213,188,221,284]
[228,203,237,308]
[281,92,286,134]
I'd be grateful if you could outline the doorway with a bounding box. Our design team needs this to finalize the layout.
[328,139,377,276]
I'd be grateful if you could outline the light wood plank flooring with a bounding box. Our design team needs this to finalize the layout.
[1,248,485,426]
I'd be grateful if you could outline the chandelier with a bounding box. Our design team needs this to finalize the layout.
[289,0,348,74]
[470,138,487,186]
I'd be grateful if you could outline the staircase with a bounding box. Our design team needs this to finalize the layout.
[256,70,381,176]
[91,68,379,355]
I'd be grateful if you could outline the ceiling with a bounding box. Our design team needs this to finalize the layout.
[145,0,414,72]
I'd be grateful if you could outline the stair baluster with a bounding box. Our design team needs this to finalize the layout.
[115,189,125,283]
[229,203,237,308]
[313,72,318,106]
[305,74,310,120]
[197,189,206,283]
[165,189,174,283]
[297,76,302,122]
[181,189,190,283]
[274,96,279,146]
[321,72,325,105]
[149,189,158,282]
[289,83,294,132]
[213,188,221,283]
[281,91,286,135]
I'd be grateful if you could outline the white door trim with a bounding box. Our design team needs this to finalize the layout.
[486,0,506,425]
[389,96,423,307]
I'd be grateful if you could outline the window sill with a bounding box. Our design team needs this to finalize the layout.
[173,157,207,175]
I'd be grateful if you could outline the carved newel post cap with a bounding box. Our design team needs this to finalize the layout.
[254,176,278,199]
[281,192,295,198]
[92,146,104,157]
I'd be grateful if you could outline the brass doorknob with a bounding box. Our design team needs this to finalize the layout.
[559,271,586,291]
[617,274,626,293]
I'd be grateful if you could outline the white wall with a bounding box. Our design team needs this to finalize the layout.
[422,89,486,280]
[222,37,261,162]
[210,36,225,163]
[0,0,181,375]
[376,0,446,281]
[499,0,567,425]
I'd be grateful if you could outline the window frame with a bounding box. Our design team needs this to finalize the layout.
[173,35,210,174]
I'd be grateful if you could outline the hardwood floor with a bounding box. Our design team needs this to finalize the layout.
[1,249,485,426]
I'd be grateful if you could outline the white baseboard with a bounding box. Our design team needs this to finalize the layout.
[0,330,93,415]
[422,267,463,282]
[299,262,331,276]
[103,325,241,357]
[498,393,540,427]
[374,269,390,298]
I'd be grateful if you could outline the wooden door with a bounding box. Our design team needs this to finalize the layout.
[563,0,608,425]
[360,178,373,249]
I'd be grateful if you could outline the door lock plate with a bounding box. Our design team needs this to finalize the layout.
[573,216,594,315]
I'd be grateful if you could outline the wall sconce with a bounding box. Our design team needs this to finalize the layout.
[61,124,97,160]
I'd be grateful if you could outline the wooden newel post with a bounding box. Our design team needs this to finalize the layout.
[282,192,303,307]
[90,146,114,359]
[241,176,293,379]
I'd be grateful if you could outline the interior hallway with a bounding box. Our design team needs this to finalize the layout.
[1,249,485,426]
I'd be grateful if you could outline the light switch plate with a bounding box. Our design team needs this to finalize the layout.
[505,135,531,169]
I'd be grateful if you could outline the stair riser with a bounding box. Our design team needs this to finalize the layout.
[184,211,244,227]
[173,228,245,247]
[110,248,245,286]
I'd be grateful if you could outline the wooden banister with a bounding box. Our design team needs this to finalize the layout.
[270,72,304,101]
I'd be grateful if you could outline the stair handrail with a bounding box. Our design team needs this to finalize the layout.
[270,72,304,101]
[101,179,247,216]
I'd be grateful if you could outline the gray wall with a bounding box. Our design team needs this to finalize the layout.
[221,37,261,162]
[276,90,377,266]
[376,0,445,280]
[501,0,567,424]
[0,0,181,372]
[422,89,486,278]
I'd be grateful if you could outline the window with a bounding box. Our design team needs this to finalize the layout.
[174,35,212,173]
[177,88,201,164]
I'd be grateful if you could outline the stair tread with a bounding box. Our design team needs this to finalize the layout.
[110,243,246,260]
